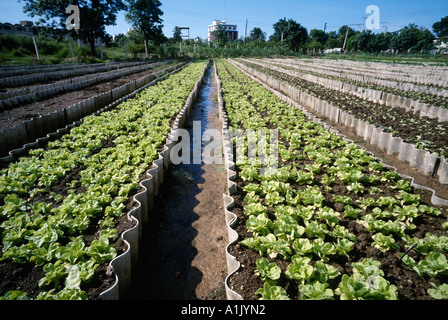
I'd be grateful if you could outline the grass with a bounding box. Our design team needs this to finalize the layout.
[0,42,146,66]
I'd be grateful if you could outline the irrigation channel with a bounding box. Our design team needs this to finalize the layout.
[127,62,229,299]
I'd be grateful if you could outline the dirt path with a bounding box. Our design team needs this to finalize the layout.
[127,63,229,300]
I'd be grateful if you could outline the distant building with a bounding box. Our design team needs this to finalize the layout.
[0,21,37,36]
[208,20,238,42]
[431,37,448,55]
[324,48,342,54]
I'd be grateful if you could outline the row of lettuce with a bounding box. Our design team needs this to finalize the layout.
[216,59,448,300]
[0,61,208,300]
[264,58,448,109]
[237,58,448,162]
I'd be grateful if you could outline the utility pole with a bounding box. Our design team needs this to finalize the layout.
[280,26,285,43]
[32,35,40,62]
[245,19,248,44]
[125,39,128,59]
[381,22,388,35]
[69,37,75,58]
[342,26,350,53]
[324,22,327,33]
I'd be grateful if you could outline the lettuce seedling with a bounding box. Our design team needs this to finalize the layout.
[240,166,260,182]
[255,257,281,283]
[372,233,400,253]
[305,221,328,240]
[402,252,448,278]
[286,255,314,283]
[356,197,375,210]
[272,215,305,242]
[86,237,117,264]
[244,191,260,205]
[334,238,355,257]
[335,258,398,300]
[313,261,340,283]
[397,191,420,205]
[343,205,362,219]
[244,202,268,216]
[0,291,32,300]
[256,282,290,300]
[428,283,448,300]
[292,238,313,256]
[333,195,353,205]
[312,238,335,261]
[347,182,364,194]
[418,204,442,217]
[265,191,284,207]
[246,213,272,236]
[299,185,325,208]
[317,207,340,227]
[298,281,335,300]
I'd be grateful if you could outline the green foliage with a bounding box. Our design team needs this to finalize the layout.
[270,18,308,52]
[22,0,126,57]
[0,61,208,299]
[335,259,398,300]
[125,0,165,44]
[256,282,290,300]
[255,258,281,282]
[432,16,448,38]
[217,58,448,301]
[401,252,448,278]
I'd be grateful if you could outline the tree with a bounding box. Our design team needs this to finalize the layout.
[212,24,228,48]
[22,0,126,57]
[416,29,435,51]
[310,29,328,45]
[250,27,266,42]
[433,16,448,38]
[347,30,373,52]
[308,29,328,51]
[270,18,308,51]
[111,33,128,47]
[390,24,435,53]
[172,27,182,43]
[325,31,342,49]
[368,32,392,53]
[125,0,165,51]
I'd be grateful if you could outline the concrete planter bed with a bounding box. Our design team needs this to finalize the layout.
[217,59,448,300]
[232,59,448,185]
[0,61,208,300]
[0,61,152,89]
[0,61,172,110]
[255,58,448,121]
[0,62,186,160]
[98,62,209,300]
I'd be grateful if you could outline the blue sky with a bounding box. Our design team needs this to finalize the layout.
[1,0,447,39]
